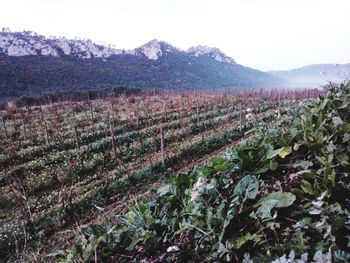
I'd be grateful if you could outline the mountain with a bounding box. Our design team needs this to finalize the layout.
[130,39,180,60]
[269,63,350,87]
[187,45,236,64]
[0,30,125,58]
[0,30,284,100]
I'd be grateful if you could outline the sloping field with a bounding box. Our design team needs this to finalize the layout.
[0,89,319,262]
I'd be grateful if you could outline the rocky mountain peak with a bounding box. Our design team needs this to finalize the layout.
[0,31,123,58]
[132,39,179,60]
[0,31,237,65]
[187,45,236,64]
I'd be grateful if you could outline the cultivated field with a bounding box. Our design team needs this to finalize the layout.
[0,89,324,262]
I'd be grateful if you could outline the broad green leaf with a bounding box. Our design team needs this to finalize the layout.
[278,146,292,158]
[266,147,284,159]
[198,166,214,176]
[266,146,292,159]
[175,173,192,193]
[268,159,278,171]
[327,172,336,186]
[290,128,298,139]
[341,123,350,133]
[233,175,259,200]
[214,162,231,172]
[211,156,226,165]
[157,184,175,196]
[300,179,314,195]
[254,192,296,220]
[336,152,349,165]
[252,166,269,175]
[332,216,346,232]
[231,232,254,249]
[297,170,314,178]
[291,160,313,170]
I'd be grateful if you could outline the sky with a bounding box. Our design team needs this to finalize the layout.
[0,0,349,71]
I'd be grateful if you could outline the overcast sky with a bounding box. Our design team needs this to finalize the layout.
[1,0,349,71]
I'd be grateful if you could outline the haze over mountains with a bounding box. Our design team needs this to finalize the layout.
[270,63,350,87]
[0,30,286,100]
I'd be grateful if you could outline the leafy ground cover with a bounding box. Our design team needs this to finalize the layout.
[52,82,350,262]
[0,89,318,262]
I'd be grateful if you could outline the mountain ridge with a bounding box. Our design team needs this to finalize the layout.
[0,30,285,100]
[0,30,237,62]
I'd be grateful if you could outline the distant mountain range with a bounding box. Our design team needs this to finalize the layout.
[269,63,350,87]
[0,30,284,100]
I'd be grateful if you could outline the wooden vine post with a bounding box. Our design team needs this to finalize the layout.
[164,101,168,122]
[226,98,230,124]
[109,120,117,159]
[73,125,84,168]
[196,101,200,126]
[71,102,75,118]
[136,115,144,147]
[89,102,94,126]
[239,101,244,133]
[7,177,33,226]
[20,110,27,141]
[181,95,185,110]
[110,100,115,124]
[73,125,80,149]
[40,106,50,145]
[278,91,282,117]
[2,115,8,140]
[160,125,165,168]
[178,108,182,129]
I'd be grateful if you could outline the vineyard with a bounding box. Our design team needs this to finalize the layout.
[1,86,342,262]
